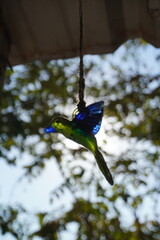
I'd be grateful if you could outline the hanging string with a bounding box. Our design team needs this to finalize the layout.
[77,0,86,112]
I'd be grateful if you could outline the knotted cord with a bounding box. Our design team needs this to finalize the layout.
[77,0,86,112]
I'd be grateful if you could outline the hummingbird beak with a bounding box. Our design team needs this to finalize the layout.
[45,125,57,133]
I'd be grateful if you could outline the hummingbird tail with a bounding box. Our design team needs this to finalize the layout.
[94,150,114,185]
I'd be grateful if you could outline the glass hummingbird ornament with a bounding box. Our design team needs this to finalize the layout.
[45,101,113,185]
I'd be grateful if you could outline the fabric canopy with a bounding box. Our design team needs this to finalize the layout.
[1,0,160,67]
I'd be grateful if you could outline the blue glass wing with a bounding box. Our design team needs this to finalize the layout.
[72,101,104,135]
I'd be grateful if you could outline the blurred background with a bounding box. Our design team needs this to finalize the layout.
[0,39,160,240]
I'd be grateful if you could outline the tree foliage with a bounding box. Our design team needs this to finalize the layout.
[0,39,160,240]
